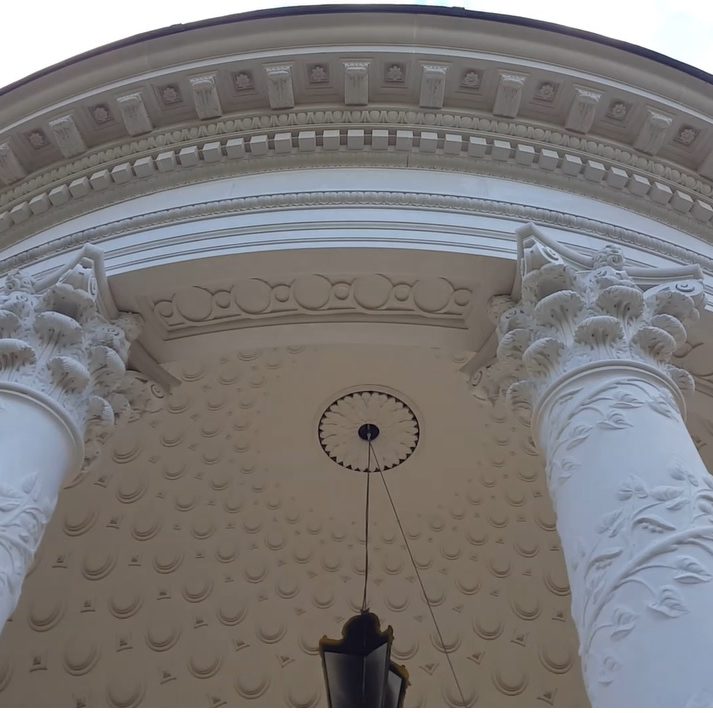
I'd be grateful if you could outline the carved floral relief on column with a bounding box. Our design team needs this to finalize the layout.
[472,223,713,705]
[538,373,713,701]
[0,455,54,626]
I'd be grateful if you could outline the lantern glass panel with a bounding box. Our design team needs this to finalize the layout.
[384,663,408,707]
[323,642,390,707]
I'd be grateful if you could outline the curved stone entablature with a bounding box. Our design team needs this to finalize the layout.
[4,120,713,247]
[4,188,713,277]
[3,7,713,254]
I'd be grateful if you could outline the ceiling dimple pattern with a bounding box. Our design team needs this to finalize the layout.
[0,345,587,707]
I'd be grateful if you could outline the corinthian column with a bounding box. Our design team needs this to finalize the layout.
[0,246,149,630]
[474,224,713,707]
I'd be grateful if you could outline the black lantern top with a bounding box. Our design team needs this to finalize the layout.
[319,610,409,707]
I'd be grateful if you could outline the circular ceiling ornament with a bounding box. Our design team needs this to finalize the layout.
[318,390,419,471]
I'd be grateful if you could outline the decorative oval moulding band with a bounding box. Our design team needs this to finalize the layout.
[319,390,420,471]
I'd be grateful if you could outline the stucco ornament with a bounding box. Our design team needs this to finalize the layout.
[475,224,713,707]
[474,225,703,414]
[319,390,419,471]
[0,248,150,476]
[0,245,151,630]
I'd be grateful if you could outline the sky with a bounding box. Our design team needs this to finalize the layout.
[3,1,713,89]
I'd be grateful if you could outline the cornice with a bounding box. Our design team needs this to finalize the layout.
[3,108,713,206]
[2,189,713,281]
[5,6,713,94]
[2,114,713,256]
[3,19,713,254]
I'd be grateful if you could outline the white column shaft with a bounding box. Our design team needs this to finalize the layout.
[537,364,713,707]
[476,224,711,706]
[0,387,81,626]
[0,246,150,632]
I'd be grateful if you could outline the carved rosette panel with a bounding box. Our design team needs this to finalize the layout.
[318,390,419,471]
[0,346,588,707]
[0,253,149,476]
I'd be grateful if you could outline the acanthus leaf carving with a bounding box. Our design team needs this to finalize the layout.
[0,246,159,477]
[472,223,704,414]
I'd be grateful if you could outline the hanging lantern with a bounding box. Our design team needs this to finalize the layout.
[319,610,409,707]
[314,401,465,707]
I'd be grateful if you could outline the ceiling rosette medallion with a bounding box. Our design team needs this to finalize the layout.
[318,390,419,471]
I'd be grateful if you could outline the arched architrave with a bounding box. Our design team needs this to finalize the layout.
[5,166,712,372]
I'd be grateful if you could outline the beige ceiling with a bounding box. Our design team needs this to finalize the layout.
[0,343,590,707]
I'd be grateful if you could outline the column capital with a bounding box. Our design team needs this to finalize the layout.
[0,245,154,480]
[473,223,705,423]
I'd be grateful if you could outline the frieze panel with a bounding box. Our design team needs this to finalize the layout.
[150,274,472,336]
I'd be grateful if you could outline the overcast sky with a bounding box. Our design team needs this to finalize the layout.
[3,1,713,89]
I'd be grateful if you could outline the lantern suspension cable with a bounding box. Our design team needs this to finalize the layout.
[361,431,372,613]
[318,415,409,708]
[368,441,467,709]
